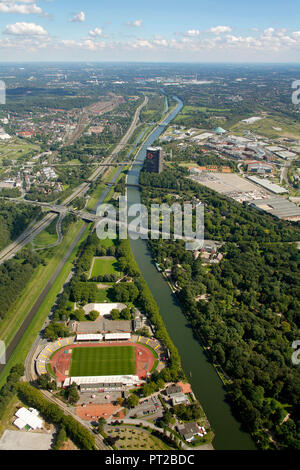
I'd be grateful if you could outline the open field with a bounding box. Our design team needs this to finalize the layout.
[231,115,300,139]
[0,138,40,163]
[180,105,229,114]
[90,256,119,278]
[34,228,58,247]
[69,346,136,376]
[86,183,106,210]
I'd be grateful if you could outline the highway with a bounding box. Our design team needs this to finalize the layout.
[0,96,149,449]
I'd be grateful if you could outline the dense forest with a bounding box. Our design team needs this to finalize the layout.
[141,168,300,449]
[0,201,42,250]
[0,248,41,320]
[140,167,300,243]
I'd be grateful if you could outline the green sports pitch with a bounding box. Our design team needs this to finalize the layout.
[69,346,136,376]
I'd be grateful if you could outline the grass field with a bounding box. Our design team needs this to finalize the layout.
[0,138,40,164]
[90,256,120,278]
[231,115,300,139]
[69,346,136,376]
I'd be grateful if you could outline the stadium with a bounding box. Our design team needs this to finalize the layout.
[37,334,162,392]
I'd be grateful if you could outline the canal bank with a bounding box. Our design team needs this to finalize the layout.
[126,97,256,450]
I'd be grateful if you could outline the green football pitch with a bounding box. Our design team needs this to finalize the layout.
[69,346,136,376]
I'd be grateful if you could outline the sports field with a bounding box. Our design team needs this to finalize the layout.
[90,256,120,278]
[69,346,136,376]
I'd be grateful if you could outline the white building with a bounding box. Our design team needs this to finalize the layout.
[14,408,43,431]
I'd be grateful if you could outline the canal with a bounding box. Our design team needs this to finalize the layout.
[126,97,256,450]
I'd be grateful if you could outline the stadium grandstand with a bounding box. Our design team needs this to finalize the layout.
[76,334,103,341]
[75,333,131,342]
[63,375,142,392]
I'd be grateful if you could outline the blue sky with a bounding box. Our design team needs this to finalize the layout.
[0,0,300,61]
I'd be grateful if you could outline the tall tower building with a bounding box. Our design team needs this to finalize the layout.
[145,147,163,174]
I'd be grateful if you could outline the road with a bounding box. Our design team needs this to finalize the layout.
[41,390,109,450]
[0,223,87,379]
[107,418,213,451]
[0,96,149,448]
[0,96,148,265]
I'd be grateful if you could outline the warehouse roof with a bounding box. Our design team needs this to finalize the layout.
[250,197,300,220]
[246,176,289,194]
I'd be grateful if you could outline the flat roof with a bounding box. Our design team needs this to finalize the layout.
[250,197,300,219]
[64,375,141,387]
[15,408,43,430]
[104,333,131,340]
[246,176,289,194]
[76,334,103,341]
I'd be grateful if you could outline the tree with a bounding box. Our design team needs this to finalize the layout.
[53,426,67,450]
[120,308,131,320]
[67,383,80,404]
[89,310,99,321]
[110,308,120,320]
[37,373,56,391]
[126,394,139,409]
[44,323,70,341]
[98,417,106,433]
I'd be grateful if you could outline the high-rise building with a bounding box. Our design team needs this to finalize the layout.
[145,147,163,174]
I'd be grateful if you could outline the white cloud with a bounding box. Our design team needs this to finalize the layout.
[209,25,233,34]
[4,21,48,36]
[132,39,153,48]
[89,27,102,37]
[69,11,86,23]
[126,19,143,27]
[153,38,168,46]
[1,22,300,61]
[60,38,106,51]
[0,1,43,15]
[263,27,275,36]
[186,29,200,37]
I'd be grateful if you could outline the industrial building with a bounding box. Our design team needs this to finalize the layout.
[250,197,300,221]
[246,161,273,174]
[246,176,289,194]
[145,147,163,174]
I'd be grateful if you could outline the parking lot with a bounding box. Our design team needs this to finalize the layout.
[128,395,164,419]
[0,430,54,450]
[78,390,123,405]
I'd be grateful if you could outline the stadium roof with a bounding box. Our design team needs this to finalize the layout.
[64,375,141,387]
[104,333,131,340]
[76,334,103,341]
[15,408,43,430]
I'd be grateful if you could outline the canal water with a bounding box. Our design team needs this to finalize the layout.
[126,97,256,450]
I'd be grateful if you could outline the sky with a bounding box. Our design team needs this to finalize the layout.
[0,0,300,62]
